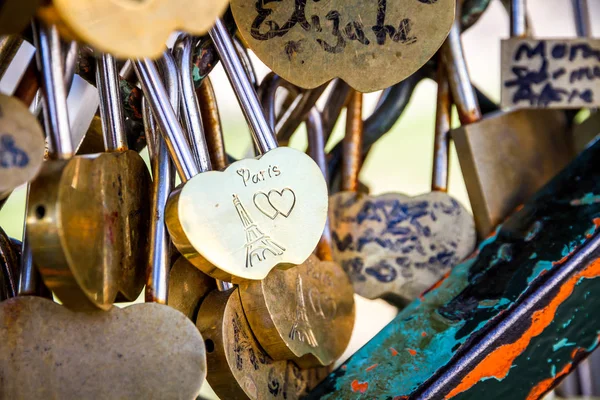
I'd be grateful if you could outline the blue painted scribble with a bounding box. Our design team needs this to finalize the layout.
[0,134,29,168]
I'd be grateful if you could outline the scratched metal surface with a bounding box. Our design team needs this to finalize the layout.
[306,138,600,399]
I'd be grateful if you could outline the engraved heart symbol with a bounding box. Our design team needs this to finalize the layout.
[269,189,296,218]
[166,147,328,280]
[253,192,278,219]
[254,189,296,220]
[329,191,476,303]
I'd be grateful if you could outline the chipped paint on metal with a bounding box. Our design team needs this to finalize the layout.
[306,140,600,399]
[445,259,600,398]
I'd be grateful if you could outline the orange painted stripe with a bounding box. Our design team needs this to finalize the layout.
[445,258,600,398]
[525,363,572,400]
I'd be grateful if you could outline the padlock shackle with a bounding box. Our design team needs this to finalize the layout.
[432,57,452,193]
[143,53,177,305]
[573,0,592,38]
[32,21,73,160]
[197,77,227,171]
[342,91,363,193]
[258,72,301,133]
[174,35,212,173]
[306,108,335,262]
[442,14,483,125]
[134,58,199,182]
[510,0,527,38]
[96,53,128,152]
[209,19,278,154]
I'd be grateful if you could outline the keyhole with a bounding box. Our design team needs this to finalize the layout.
[35,205,46,219]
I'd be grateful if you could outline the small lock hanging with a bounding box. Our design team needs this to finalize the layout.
[230,0,455,92]
[239,79,355,368]
[445,5,574,237]
[27,23,151,310]
[137,20,328,281]
[501,0,600,108]
[329,85,475,306]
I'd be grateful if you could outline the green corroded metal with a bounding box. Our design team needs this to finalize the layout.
[306,138,600,399]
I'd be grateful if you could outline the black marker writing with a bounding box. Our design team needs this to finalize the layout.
[250,0,420,55]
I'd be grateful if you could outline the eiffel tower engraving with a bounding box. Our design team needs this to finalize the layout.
[233,194,285,269]
[288,274,318,347]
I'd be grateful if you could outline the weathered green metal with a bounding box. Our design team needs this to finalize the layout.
[306,138,600,399]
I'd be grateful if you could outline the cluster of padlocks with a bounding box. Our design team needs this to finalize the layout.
[0,0,599,398]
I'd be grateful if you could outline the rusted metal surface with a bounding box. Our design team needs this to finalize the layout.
[307,138,600,399]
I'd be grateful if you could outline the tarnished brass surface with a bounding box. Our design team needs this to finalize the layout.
[0,296,206,399]
[168,256,216,320]
[0,0,41,34]
[231,0,454,92]
[0,94,45,201]
[76,115,113,155]
[27,150,150,310]
[330,191,475,304]
[38,0,228,58]
[452,109,573,236]
[501,38,600,109]
[197,288,317,399]
[165,147,328,281]
[239,254,355,368]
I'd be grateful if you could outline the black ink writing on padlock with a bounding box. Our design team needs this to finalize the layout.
[0,134,29,169]
[504,40,600,107]
[250,0,422,55]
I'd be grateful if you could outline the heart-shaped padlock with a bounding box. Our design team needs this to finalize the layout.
[231,0,455,92]
[138,22,328,281]
[329,89,475,304]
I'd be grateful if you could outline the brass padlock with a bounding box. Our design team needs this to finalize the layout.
[137,21,328,281]
[446,8,574,237]
[27,26,150,310]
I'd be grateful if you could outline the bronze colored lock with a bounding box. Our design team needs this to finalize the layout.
[197,287,316,399]
[231,0,455,92]
[445,9,574,237]
[27,25,150,310]
[36,0,228,58]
